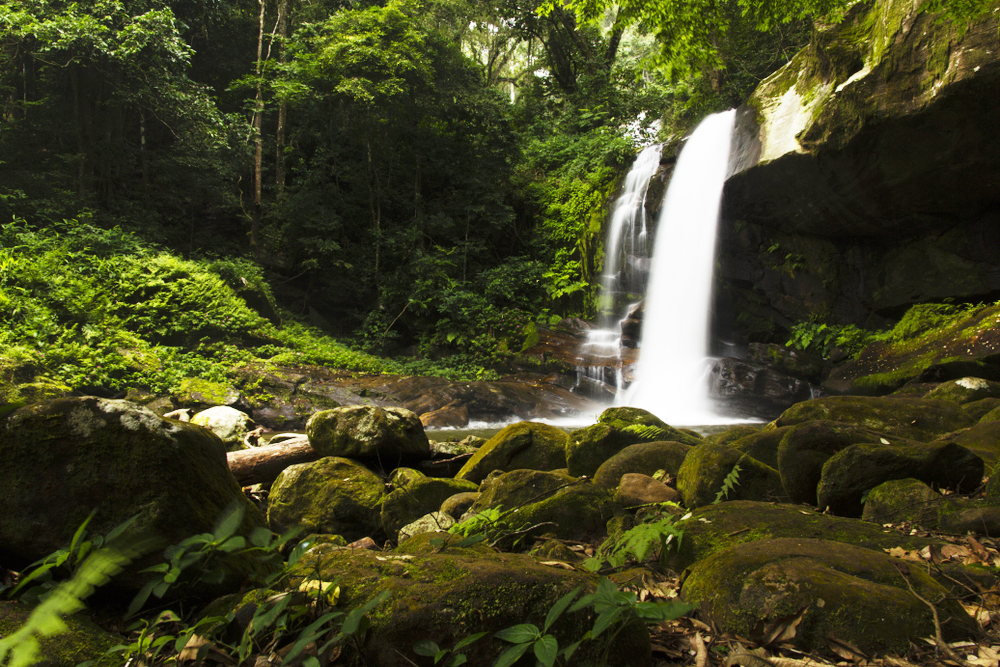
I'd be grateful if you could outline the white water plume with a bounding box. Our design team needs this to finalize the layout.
[622,110,736,425]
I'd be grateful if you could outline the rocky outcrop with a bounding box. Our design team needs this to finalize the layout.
[717,0,1000,340]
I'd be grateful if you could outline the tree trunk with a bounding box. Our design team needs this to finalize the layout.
[227,436,320,487]
[251,0,267,258]
[274,0,289,193]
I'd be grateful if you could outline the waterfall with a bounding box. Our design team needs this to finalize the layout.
[573,143,662,401]
[598,143,662,326]
[622,110,736,425]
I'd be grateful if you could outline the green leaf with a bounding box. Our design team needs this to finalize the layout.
[494,623,539,644]
[211,503,245,543]
[590,606,624,639]
[453,631,488,651]
[533,635,558,667]
[413,639,440,656]
[446,655,468,667]
[543,586,580,632]
[249,526,273,547]
[493,641,532,667]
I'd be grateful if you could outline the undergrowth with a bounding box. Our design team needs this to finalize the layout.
[0,218,505,401]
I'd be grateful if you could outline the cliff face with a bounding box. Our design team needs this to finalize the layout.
[717,0,1000,342]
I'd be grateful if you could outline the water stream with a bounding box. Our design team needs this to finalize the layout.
[621,110,737,424]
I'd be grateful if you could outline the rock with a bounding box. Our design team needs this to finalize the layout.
[471,469,578,512]
[191,406,255,451]
[381,476,478,540]
[0,601,124,666]
[681,538,975,655]
[619,301,643,348]
[861,478,941,526]
[817,441,983,517]
[747,343,827,383]
[666,501,958,572]
[702,423,765,447]
[707,357,815,419]
[719,0,1000,336]
[966,397,1000,421]
[173,378,244,410]
[440,492,480,520]
[676,444,787,508]
[775,420,910,505]
[397,512,455,543]
[592,441,691,489]
[864,478,1000,535]
[267,457,386,543]
[567,408,699,479]
[455,422,568,484]
[727,426,790,468]
[925,377,1000,404]
[306,405,430,464]
[614,474,680,507]
[774,396,974,441]
[289,542,652,667]
[0,397,266,593]
[418,400,469,428]
[929,420,1000,467]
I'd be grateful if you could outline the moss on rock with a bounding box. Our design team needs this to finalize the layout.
[455,421,568,484]
[676,444,786,508]
[592,441,691,489]
[381,476,478,540]
[268,456,386,543]
[681,538,975,655]
[775,395,974,441]
[0,601,125,667]
[306,405,430,464]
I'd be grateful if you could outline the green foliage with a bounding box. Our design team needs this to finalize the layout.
[620,424,668,440]
[714,463,742,504]
[494,586,583,667]
[786,320,876,358]
[414,632,489,666]
[584,509,684,571]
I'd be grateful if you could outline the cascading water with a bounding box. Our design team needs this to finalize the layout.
[575,143,663,399]
[622,110,736,424]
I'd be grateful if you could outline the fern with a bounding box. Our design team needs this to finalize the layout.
[621,424,667,440]
[713,463,742,504]
[584,514,683,571]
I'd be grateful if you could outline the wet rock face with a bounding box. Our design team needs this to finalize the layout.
[716,0,1000,336]
[707,357,816,420]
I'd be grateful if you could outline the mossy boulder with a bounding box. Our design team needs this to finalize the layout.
[728,426,791,468]
[0,397,266,592]
[676,444,786,508]
[471,469,577,513]
[0,601,125,667]
[665,501,957,573]
[306,405,430,464]
[817,441,984,517]
[191,405,255,451]
[929,420,1000,467]
[174,377,242,409]
[291,544,652,667]
[614,474,680,507]
[964,397,1000,421]
[702,423,765,447]
[455,421,568,484]
[440,491,479,520]
[681,538,974,655]
[267,457,386,543]
[862,477,1000,535]
[491,481,617,545]
[592,441,691,489]
[397,511,455,542]
[775,421,912,505]
[925,377,1000,404]
[774,396,974,441]
[567,409,699,479]
[381,475,478,540]
[596,407,702,447]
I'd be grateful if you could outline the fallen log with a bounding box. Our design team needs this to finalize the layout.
[227,436,320,487]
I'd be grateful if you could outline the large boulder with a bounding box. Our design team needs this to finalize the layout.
[774,396,974,441]
[816,441,983,516]
[929,420,1000,467]
[676,444,786,508]
[0,601,125,667]
[681,539,975,655]
[380,474,478,540]
[592,441,691,489]
[288,538,652,667]
[267,457,386,543]
[863,478,1000,534]
[0,397,266,591]
[455,422,568,484]
[567,408,699,478]
[706,357,815,419]
[306,405,430,464]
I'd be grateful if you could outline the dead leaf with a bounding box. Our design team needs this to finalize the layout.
[885,546,923,562]
[538,560,576,570]
[825,635,868,662]
[754,606,809,647]
[179,635,236,664]
[691,632,709,667]
[939,544,970,561]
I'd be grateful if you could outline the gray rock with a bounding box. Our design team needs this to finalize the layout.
[306,405,430,463]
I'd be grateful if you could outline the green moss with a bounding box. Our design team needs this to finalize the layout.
[0,602,126,667]
[174,377,238,407]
